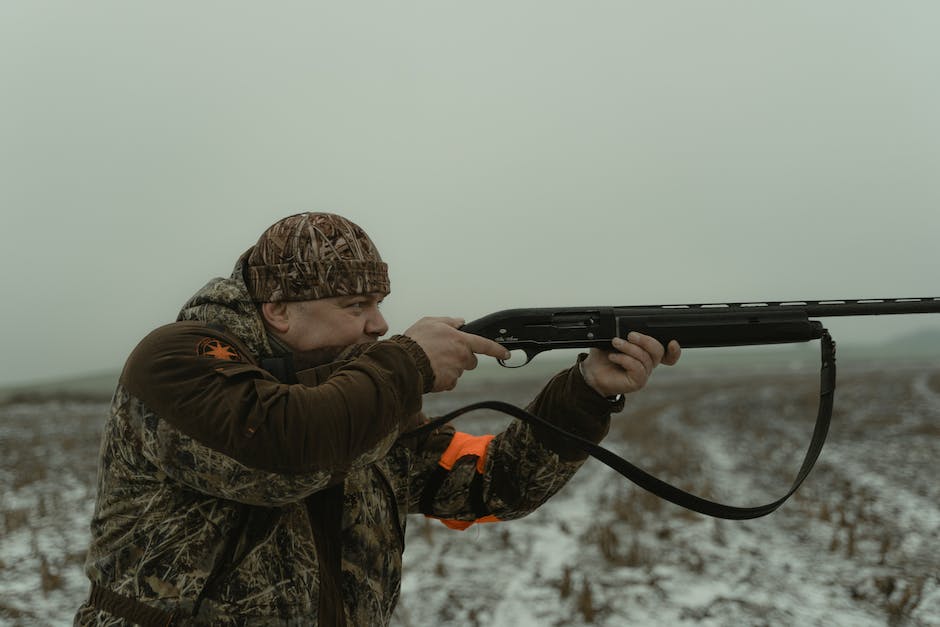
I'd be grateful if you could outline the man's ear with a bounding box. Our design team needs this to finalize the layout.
[260,301,291,334]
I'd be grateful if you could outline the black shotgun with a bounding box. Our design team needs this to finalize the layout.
[461,297,940,366]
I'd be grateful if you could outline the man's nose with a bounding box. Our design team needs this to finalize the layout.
[366,310,389,338]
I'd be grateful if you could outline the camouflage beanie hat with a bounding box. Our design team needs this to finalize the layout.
[244,212,389,302]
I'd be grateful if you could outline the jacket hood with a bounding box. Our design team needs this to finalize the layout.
[177,249,273,359]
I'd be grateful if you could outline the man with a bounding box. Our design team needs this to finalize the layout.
[75,212,680,626]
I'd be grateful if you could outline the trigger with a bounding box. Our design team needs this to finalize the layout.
[498,350,534,368]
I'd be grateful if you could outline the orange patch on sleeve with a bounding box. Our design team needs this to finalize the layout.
[438,432,495,473]
[430,432,500,530]
[436,515,501,531]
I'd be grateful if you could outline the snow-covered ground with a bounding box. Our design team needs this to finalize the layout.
[1,365,938,625]
[0,400,103,625]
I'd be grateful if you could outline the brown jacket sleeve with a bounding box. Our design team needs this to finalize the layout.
[122,322,433,480]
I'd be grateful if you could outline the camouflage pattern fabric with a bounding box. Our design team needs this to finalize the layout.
[76,249,612,625]
[177,256,273,359]
[244,212,389,303]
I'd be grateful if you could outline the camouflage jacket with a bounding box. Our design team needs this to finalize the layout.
[76,257,619,626]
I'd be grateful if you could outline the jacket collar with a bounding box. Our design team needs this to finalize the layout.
[176,249,274,360]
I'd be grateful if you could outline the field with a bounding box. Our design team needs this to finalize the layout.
[1,356,938,626]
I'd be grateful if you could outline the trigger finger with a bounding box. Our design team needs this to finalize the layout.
[465,333,512,360]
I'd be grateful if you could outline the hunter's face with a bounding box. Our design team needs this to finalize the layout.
[280,293,389,355]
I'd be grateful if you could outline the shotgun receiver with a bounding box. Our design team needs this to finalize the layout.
[461,297,940,367]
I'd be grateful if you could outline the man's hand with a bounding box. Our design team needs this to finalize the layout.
[404,317,511,393]
[581,333,681,398]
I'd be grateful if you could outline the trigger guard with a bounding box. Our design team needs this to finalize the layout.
[498,351,535,368]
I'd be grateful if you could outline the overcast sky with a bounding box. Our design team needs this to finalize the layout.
[1,2,938,387]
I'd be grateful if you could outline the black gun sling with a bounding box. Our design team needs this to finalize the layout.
[402,331,836,521]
